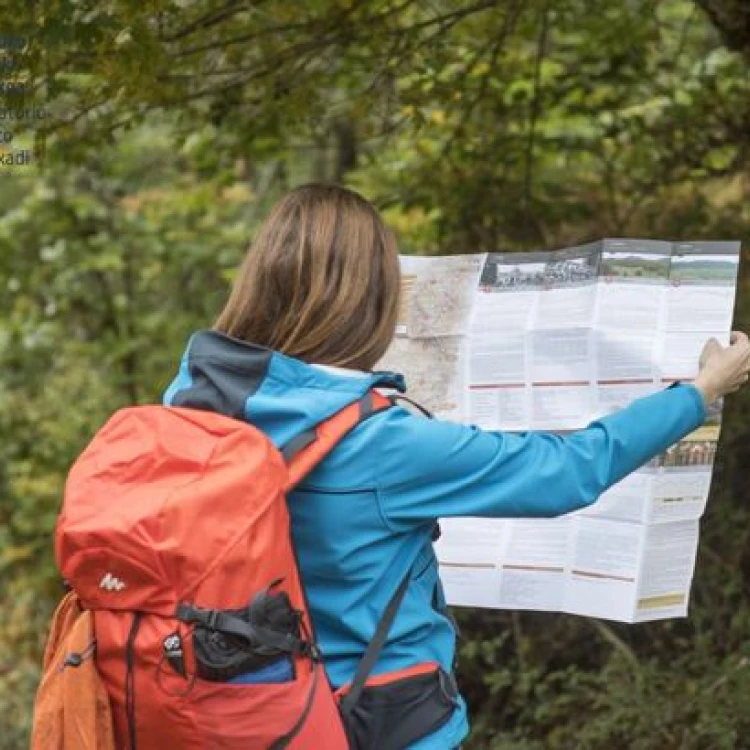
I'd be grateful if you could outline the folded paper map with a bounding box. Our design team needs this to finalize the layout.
[377,239,740,622]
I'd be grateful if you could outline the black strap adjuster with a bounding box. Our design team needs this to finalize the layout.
[438,669,459,705]
[205,610,220,630]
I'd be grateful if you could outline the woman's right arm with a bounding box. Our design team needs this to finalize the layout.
[375,333,750,533]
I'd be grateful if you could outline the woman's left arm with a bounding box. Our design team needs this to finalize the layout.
[375,382,706,532]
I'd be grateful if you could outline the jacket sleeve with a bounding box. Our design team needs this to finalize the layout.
[375,383,706,532]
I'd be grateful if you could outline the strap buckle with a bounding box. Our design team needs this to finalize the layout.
[438,668,459,705]
[299,641,321,661]
[176,603,220,631]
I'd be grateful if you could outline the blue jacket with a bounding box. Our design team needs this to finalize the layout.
[163,329,707,749]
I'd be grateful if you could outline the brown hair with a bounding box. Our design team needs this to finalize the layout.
[213,183,400,370]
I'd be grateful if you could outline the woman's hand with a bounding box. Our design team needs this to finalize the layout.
[693,331,750,405]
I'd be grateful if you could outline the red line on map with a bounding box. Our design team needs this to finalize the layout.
[571,570,635,583]
[532,381,589,387]
[469,383,525,390]
[597,379,653,385]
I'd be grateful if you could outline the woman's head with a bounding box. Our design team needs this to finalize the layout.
[214,183,400,371]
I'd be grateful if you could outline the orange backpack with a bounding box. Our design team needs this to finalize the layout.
[33,389,403,750]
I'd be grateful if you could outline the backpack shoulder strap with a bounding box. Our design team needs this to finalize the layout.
[283,388,392,492]
[338,566,411,717]
[283,387,438,715]
[387,393,434,418]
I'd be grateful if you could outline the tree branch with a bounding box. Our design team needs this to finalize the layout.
[160,0,251,43]
[522,2,551,220]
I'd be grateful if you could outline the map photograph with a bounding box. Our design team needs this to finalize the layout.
[669,254,739,285]
[660,440,717,468]
[600,251,671,282]
[543,250,598,288]
[479,253,548,292]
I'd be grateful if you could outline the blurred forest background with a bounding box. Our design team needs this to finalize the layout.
[2,1,750,747]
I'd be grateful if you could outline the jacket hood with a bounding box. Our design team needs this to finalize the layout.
[163,330,405,450]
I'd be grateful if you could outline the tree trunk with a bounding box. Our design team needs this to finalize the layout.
[696,0,750,55]
[333,118,357,182]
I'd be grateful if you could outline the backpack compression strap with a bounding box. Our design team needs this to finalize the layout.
[282,388,393,492]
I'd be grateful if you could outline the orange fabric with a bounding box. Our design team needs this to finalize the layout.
[185,663,348,749]
[31,592,116,750]
[334,661,441,698]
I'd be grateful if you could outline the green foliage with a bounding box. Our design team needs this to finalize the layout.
[2,1,750,747]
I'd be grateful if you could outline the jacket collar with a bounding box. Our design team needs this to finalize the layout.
[163,329,405,449]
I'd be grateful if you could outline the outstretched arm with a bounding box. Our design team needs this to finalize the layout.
[376,382,705,531]
[376,331,750,532]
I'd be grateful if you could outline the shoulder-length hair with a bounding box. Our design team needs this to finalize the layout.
[214,183,400,370]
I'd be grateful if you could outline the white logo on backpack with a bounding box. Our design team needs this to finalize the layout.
[99,573,126,592]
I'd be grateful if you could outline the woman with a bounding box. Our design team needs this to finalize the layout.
[164,183,750,749]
